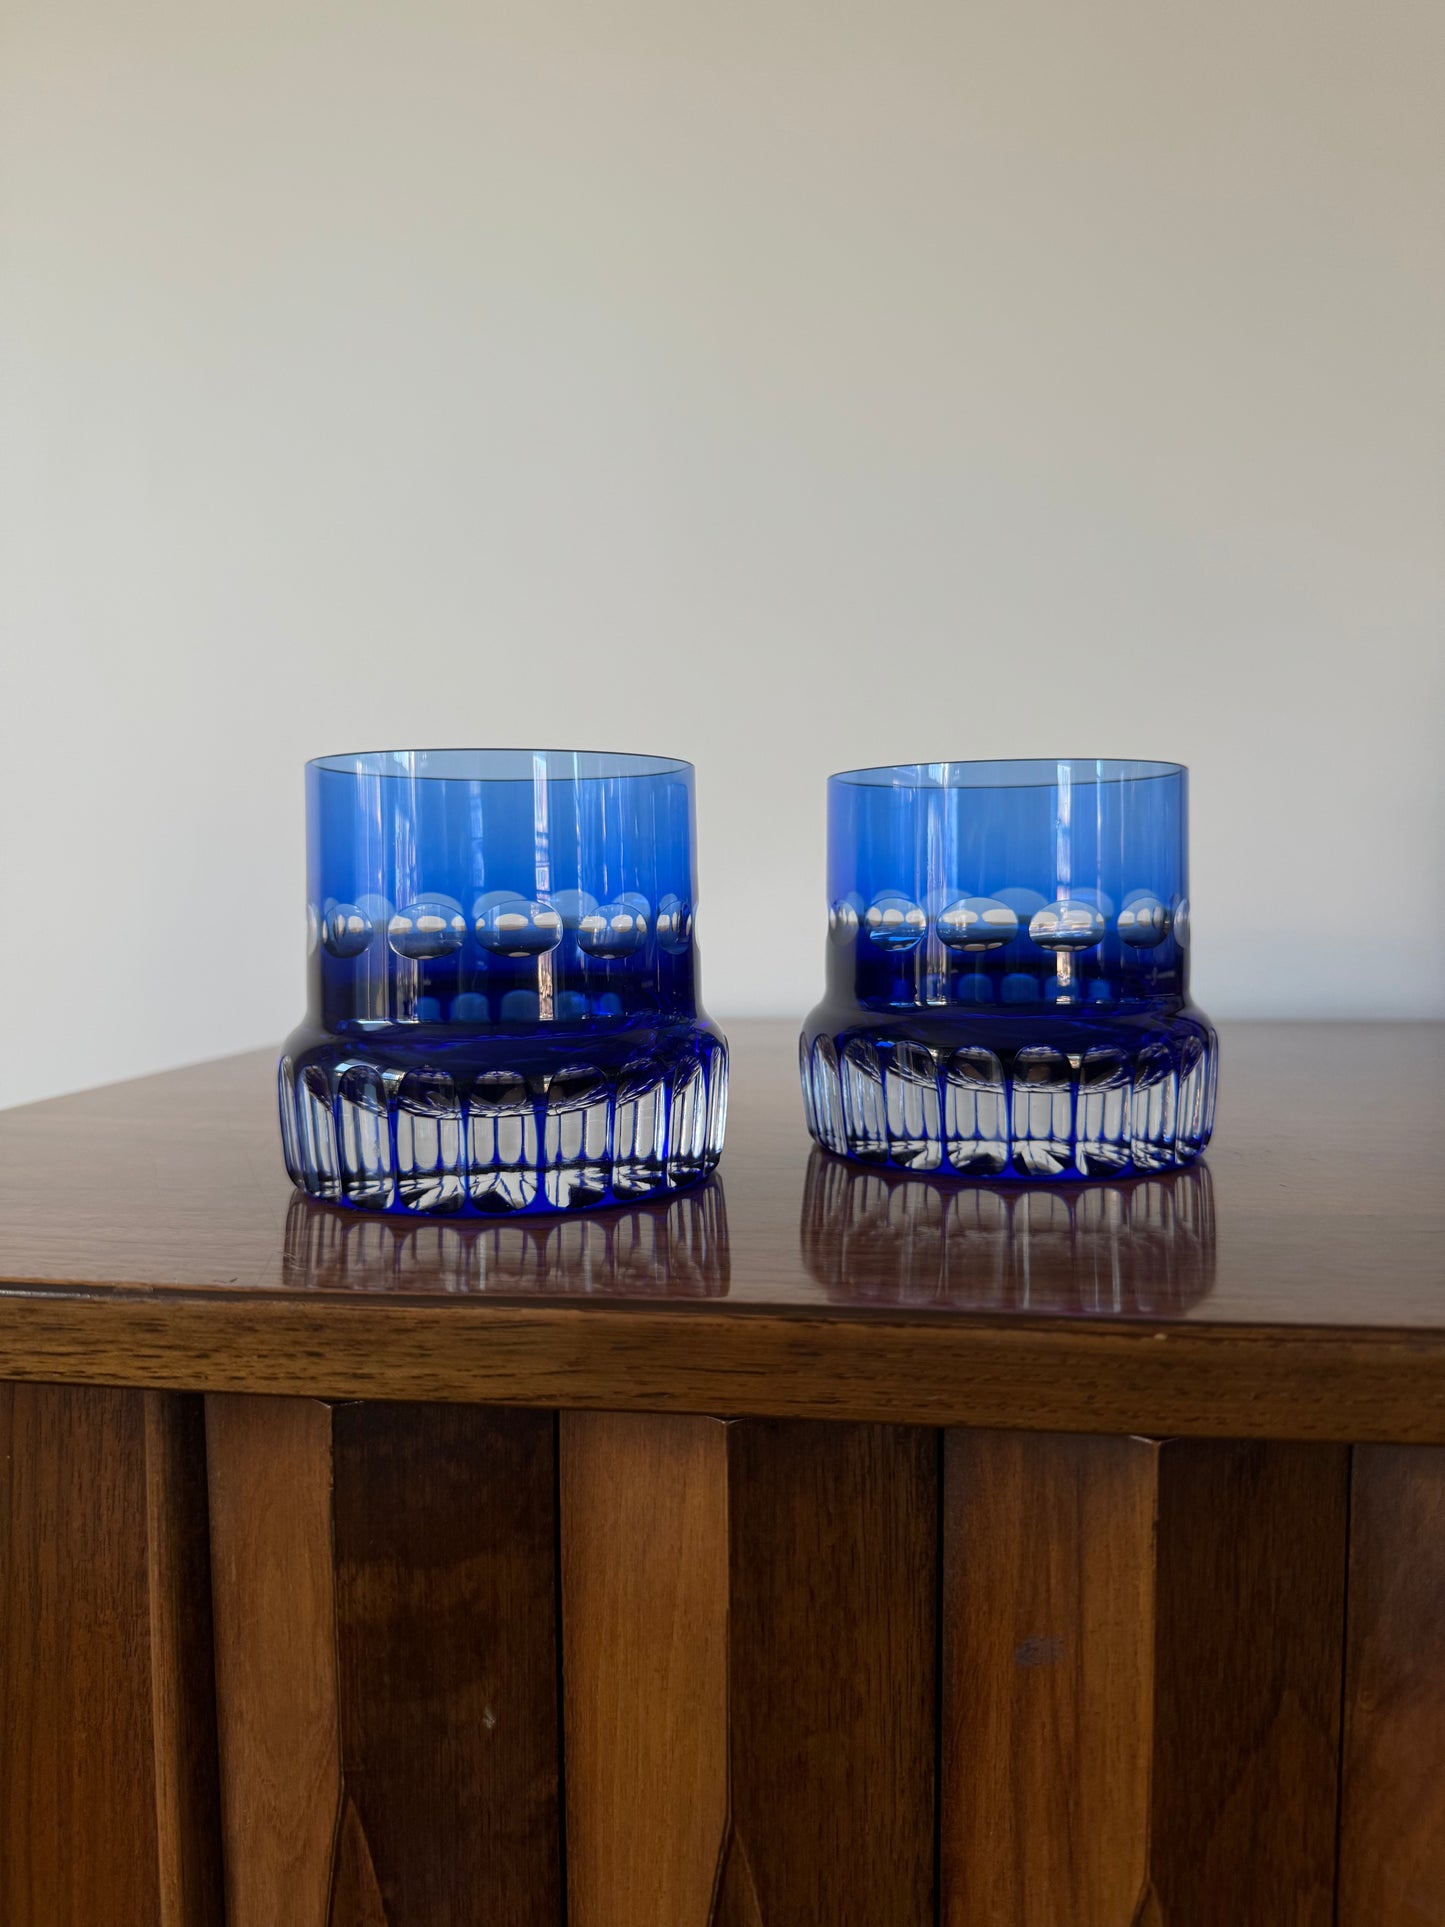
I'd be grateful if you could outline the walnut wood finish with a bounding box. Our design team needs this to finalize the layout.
[561,1414,936,1927]
[0,1024,1442,1439]
[3,1385,1440,1927]
[725,1420,936,1926]
[206,1397,560,1927]
[0,1385,222,1927]
[141,1395,227,1925]
[1,1025,1443,1926]
[941,1431,1348,1926]
[206,1397,341,1925]
[1338,1445,1445,1924]
[560,1414,730,1926]
[2,1294,1442,1442]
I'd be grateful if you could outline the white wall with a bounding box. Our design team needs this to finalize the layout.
[2,0,1442,1107]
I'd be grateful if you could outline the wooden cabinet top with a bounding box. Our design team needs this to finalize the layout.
[1,1021,1441,1442]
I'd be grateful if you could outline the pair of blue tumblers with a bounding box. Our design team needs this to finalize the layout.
[280,749,1215,1217]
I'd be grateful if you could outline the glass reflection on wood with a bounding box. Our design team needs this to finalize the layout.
[799,1150,1213,1315]
[282,1179,729,1298]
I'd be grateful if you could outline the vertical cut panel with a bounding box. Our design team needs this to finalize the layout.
[207,1396,341,1927]
[561,1416,937,1927]
[208,1395,561,1927]
[561,1413,730,1927]
[942,1431,1346,1927]
[1338,1444,1445,1925]
[727,1420,937,1927]
[0,1384,222,1927]
[942,1429,1156,1924]
[332,1403,561,1927]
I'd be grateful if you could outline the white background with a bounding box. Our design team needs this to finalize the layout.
[2,0,1442,1107]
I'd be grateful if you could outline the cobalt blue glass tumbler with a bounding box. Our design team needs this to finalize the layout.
[800,759,1217,1180]
[280,749,727,1215]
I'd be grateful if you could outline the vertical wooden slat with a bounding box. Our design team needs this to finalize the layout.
[1338,1444,1445,1924]
[561,1413,936,1927]
[207,1394,341,1927]
[207,1394,561,1927]
[726,1421,937,1927]
[331,1403,561,1927]
[143,1392,226,1927]
[941,1430,1348,1927]
[1147,1440,1345,1924]
[0,1382,222,1927]
[941,1430,1157,1924]
[561,1413,730,1927]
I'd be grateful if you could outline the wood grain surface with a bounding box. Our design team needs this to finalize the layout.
[0,1023,1441,1439]
[1,1292,1442,1441]
[1146,1439,1347,1926]
[141,1394,226,1927]
[941,1430,1347,1926]
[1,1020,1442,1321]
[726,1420,937,1927]
[942,1430,1157,1924]
[207,1396,341,1927]
[0,1384,222,1927]
[330,1402,561,1927]
[1338,1445,1445,1925]
[561,1414,936,1927]
[207,1396,560,1927]
[560,1413,730,1927]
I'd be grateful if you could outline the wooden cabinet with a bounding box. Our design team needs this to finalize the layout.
[1,1023,1443,1923]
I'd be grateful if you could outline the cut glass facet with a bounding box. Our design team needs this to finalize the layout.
[282,749,726,1216]
[802,759,1216,1181]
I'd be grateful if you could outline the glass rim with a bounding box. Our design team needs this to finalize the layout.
[308,746,693,783]
[829,756,1186,791]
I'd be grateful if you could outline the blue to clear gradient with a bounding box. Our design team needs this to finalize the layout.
[826,758,1189,1010]
[803,758,1216,1182]
[282,748,726,1217]
[308,748,700,1028]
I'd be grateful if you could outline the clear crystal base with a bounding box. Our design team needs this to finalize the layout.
[801,1003,1216,1182]
[281,1019,727,1216]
